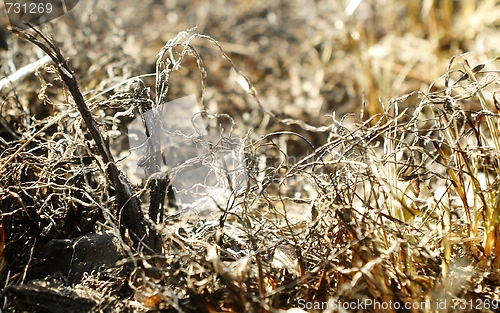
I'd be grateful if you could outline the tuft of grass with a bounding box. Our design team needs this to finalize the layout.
[7,1,500,312]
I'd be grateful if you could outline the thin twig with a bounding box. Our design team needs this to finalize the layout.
[10,25,148,247]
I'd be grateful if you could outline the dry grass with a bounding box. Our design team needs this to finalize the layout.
[3,1,500,312]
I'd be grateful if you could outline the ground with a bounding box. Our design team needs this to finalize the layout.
[2,1,500,312]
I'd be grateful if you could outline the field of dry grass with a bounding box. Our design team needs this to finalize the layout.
[3,1,500,312]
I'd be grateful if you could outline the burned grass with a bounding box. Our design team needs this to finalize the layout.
[3,1,500,313]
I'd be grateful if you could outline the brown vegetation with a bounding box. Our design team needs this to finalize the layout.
[2,1,500,312]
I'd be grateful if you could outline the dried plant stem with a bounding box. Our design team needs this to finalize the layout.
[11,26,148,246]
[0,55,52,92]
[461,61,500,150]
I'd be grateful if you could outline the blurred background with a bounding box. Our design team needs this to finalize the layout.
[2,0,500,143]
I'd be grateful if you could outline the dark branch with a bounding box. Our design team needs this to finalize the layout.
[10,25,148,247]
